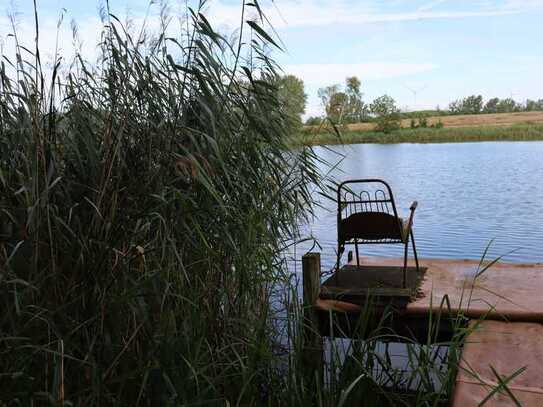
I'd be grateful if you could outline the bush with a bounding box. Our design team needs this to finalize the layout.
[432,120,445,129]
[370,95,401,133]
[305,116,323,126]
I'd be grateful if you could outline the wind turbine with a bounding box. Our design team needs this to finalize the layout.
[404,84,428,111]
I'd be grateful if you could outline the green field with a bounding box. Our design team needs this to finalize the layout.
[294,123,543,147]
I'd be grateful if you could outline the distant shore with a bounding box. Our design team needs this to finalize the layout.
[294,113,543,147]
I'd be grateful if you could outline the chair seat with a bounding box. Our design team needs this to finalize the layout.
[340,212,410,242]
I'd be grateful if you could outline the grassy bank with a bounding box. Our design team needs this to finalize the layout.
[295,123,543,146]
[304,111,543,133]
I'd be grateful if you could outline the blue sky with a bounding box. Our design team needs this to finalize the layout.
[2,0,542,117]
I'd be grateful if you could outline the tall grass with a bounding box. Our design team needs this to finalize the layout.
[0,1,322,404]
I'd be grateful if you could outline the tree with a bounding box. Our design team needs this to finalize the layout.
[462,95,483,114]
[496,98,517,113]
[525,99,543,111]
[327,91,348,123]
[448,99,463,114]
[448,95,483,114]
[305,116,322,126]
[276,75,306,133]
[318,84,339,112]
[370,95,401,133]
[344,76,368,123]
[318,77,369,124]
[317,84,344,123]
[484,97,500,113]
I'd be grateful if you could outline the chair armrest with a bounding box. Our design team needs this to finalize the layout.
[403,201,418,239]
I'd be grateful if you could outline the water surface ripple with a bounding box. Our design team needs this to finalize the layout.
[299,141,543,272]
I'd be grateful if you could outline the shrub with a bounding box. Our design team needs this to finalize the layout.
[306,116,323,126]
[430,119,444,129]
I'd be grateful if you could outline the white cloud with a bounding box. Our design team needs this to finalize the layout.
[0,13,103,65]
[417,0,448,12]
[502,0,543,10]
[205,0,525,30]
[285,62,438,86]
[4,0,541,63]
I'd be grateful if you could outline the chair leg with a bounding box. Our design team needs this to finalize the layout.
[336,244,343,273]
[410,230,419,272]
[354,239,360,268]
[403,240,409,289]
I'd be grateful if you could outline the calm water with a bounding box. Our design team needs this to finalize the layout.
[298,141,543,272]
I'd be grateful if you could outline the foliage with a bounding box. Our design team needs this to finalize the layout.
[525,99,543,111]
[451,96,543,115]
[317,76,368,124]
[318,83,343,123]
[449,95,483,114]
[410,113,428,129]
[0,2,322,404]
[496,97,519,113]
[276,74,307,133]
[432,119,444,129]
[484,97,500,113]
[328,91,349,123]
[344,76,368,123]
[305,116,323,126]
[370,95,401,133]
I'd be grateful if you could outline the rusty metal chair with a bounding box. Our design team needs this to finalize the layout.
[336,179,419,288]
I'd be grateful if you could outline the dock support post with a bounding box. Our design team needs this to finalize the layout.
[302,252,323,390]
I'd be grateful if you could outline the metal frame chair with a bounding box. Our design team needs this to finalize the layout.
[336,179,419,288]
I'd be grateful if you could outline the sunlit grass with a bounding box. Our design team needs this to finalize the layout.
[295,123,543,147]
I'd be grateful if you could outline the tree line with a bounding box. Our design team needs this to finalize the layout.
[274,73,543,134]
[277,75,429,133]
[448,95,543,115]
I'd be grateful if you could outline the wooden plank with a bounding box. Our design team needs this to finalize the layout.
[302,252,323,388]
[320,286,414,297]
[350,257,543,322]
[321,265,427,308]
[326,265,426,289]
[452,320,543,406]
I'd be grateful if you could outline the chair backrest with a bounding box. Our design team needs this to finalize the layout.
[337,179,403,243]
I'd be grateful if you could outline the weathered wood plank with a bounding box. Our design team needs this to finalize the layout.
[453,320,543,406]
[302,252,323,389]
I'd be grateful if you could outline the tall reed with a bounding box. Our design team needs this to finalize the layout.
[0,1,320,404]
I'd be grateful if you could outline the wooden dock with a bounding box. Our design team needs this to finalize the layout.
[303,253,543,406]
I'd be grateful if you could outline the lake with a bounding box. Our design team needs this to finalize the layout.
[297,141,543,272]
